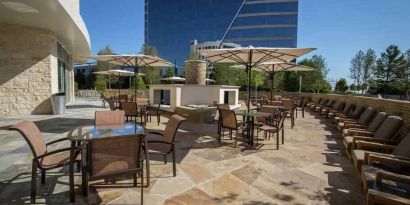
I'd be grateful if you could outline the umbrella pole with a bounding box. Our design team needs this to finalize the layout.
[270,72,275,101]
[118,73,120,97]
[134,67,138,101]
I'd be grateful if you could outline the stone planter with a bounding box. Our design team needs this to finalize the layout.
[184,60,207,85]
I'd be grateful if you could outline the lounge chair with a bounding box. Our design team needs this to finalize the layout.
[9,121,81,203]
[322,101,344,116]
[366,171,410,205]
[333,103,364,124]
[342,112,387,138]
[328,102,355,121]
[147,114,186,177]
[350,116,404,173]
[337,106,377,131]
[359,133,410,190]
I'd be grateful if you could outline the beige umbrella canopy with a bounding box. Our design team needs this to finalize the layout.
[91,54,173,97]
[231,62,317,99]
[199,47,315,111]
[161,76,185,84]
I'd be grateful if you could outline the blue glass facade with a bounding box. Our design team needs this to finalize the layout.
[145,0,298,69]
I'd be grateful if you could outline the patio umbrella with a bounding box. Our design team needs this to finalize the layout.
[161,76,185,84]
[231,62,317,100]
[199,47,315,111]
[91,54,173,99]
[206,78,215,83]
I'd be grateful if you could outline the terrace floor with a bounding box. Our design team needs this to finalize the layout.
[0,98,365,204]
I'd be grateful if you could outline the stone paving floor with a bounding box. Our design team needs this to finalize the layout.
[0,98,365,205]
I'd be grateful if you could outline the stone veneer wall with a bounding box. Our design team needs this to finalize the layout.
[0,24,58,116]
[184,60,207,85]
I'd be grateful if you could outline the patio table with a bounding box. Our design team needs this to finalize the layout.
[235,110,270,146]
[66,122,146,202]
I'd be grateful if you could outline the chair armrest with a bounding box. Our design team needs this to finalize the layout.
[351,136,374,149]
[34,147,76,160]
[356,141,396,152]
[351,130,374,137]
[46,137,69,146]
[147,140,173,145]
[368,154,410,168]
[148,131,164,136]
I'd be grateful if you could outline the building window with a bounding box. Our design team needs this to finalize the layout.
[57,43,69,93]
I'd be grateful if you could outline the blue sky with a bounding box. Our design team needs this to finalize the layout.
[81,0,410,82]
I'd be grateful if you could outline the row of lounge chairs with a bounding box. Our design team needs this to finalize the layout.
[304,96,409,205]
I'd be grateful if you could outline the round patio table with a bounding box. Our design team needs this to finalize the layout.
[66,123,146,202]
[235,110,270,146]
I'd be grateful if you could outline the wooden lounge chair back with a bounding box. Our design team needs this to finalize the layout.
[220,109,238,130]
[88,135,143,179]
[374,116,403,140]
[351,104,365,116]
[281,99,293,110]
[163,114,186,142]
[358,107,377,124]
[392,133,410,158]
[95,110,125,126]
[320,99,329,106]
[367,112,388,132]
[316,98,322,104]
[118,94,128,102]
[10,121,46,157]
[120,102,138,115]
[332,101,343,110]
[325,100,335,107]
[342,103,354,114]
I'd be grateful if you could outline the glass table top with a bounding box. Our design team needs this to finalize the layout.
[234,110,271,117]
[67,122,145,141]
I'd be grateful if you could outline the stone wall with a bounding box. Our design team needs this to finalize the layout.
[0,24,57,116]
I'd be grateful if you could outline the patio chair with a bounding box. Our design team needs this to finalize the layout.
[342,112,387,138]
[315,99,334,113]
[107,98,120,110]
[333,104,364,124]
[259,111,288,150]
[255,106,278,141]
[145,100,163,126]
[359,133,410,190]
[216,104,231,136]
[218,109,246,146]
[120,102,141,122]
[282,99,295,128]
[350,116,403,172]
[95,110,125,126]
[295,96,306,118]
[118,94,128,102]
[367,171,410,205]
[337,107,377,131]
[9,121,81,203]
[85,134,145,205]
[306,98,322,110]
[147,114,186,177]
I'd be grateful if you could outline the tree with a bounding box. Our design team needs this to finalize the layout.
[335,78,348,93]
[399,49,410,100]
[362,49,377,92]
[211,63,246,86]
[349,50,364,89]
[133,74,146,89]
[139,44,161,85]
[94,45,118,91]
[165,68,175,77]
[282,72,299,92]
[298,55,331,93]
[374,45,406,95]
[349,83,357,92]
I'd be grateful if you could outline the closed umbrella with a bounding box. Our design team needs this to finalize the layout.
[199,47,315,111]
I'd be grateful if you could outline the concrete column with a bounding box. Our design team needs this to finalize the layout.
[66,57,75,103]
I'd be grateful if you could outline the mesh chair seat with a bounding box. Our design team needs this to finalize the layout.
[39,151,81,168]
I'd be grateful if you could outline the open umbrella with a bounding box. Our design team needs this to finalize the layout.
[199,47,315,111]
[91,54,173,99]
[231,62,317,100]
[161,76,186,84]
[93,69,137,96]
